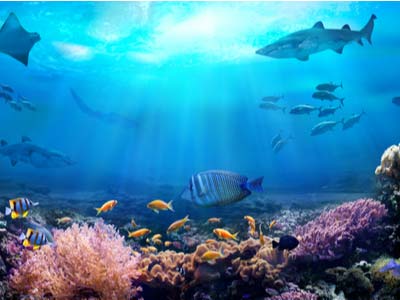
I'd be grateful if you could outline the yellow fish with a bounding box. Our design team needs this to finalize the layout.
[167,215,190,233]
[131,218,137,228]
[5,197,39,219]
[128,228,151,238]
[213,228,239,241]
[153,239,162,246]
[259,224,265,246]
[207,217,221,224]
[164,241,172,247]
[56,217,73,224]
[19,228,48,250]
[148,246,158,253]
[95,200,117,216]
[147,200,174,214]
[269,220,277,230]
[140,247,150,254]
[201,248,224,262]
[244,216,256,236]
[152,234,162,241]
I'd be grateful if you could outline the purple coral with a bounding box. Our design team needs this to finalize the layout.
[265,290,318,300]
[293,198,387,261]
[10,221,141,300]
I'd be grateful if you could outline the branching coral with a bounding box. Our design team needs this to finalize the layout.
[10,221,141,300]
[138,238,288,291]
[265,290,318,300]
[293,199,387,261]
[375,144,400,180]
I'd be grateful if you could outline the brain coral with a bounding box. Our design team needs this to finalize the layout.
[10,221,141,300]
[375,144,400,180]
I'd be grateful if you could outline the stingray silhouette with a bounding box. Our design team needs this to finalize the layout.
[0,13,40,66]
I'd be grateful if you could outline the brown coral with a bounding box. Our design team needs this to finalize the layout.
[375,144,400,180]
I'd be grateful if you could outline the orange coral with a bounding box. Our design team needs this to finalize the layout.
[10,221,141,300]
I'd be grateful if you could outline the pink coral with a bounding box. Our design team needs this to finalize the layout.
[293,198,387,261]
[266,290,318,300]
[10,221,141,300]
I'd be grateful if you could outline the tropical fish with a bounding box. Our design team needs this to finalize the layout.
[147,246,158,253]
[164,241,172,247]
[19,228,49,250]
[181,170,263,207]
[342,111,366,130]
[290,105,319,115]
[259,102,286,112]
[262,95,284,102]
[56,217,73,224]
[318,106,342,117]
[131,218,137,228]
[273,137,292,154]
[129,228,151,238]
[256,15,376,61]
[269,220,277,229]
[379,259,400,277]
[147,199,174,214]
[272,235,299,251]
[312,91,345,106]
[311,120,343,136]
[0,137,75,168]
[95,200,117,215]
[140,247,150,254]
[213,228,238,241]
[167,215,190,233]
[0,84,13,93]
[271,131,282,148]
[244,216,256,236]
[153,239,163,246]
[207,217,221,224]
[0,13,41,66]
[5,197,39,219]
[201,248,224,262]
[259,224,265,246]
[316,82,343,92]
[152,234,162,241]
[393,97,400,106]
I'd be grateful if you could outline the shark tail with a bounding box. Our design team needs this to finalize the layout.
[361,14,377,44]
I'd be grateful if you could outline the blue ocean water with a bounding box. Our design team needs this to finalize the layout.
[0,1,399,205]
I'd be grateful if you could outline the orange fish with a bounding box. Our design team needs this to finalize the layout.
[147,200,174,214]
[147,246,158,253]
[56,217,73,224]
[164,241,172,247]
[259,224,265,246]
[244,216,256,236]
[95,200,117,216]
[167,215,190,233]
[140,247,150,254]
[207,218,221,224]
[213,228,238,241]
[153,239,162,246]
[152,234,162,241]
[201,248,224,262]
[269,220,277,230]
[128,228,151,238]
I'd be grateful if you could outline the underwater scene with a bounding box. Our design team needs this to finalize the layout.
[0,1,400,299]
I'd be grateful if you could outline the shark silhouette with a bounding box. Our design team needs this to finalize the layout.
[70,89,138,128]
[0,13,40,66]
[0,137,75,168]
[256,14,376,61]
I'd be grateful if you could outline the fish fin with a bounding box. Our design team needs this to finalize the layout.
[153,209,159,214]
[233,232,239,241]
[340,98,345,106]
[33,245,40,250]
[312,21,324,29]
[10,158,17,166]
[167,200,175,212]
[31,201,39,206]
[184,215,190,222]
[243,176,264,193]
[334,46,344,54]
[0,140,7,147]
[342,24,351,30]
[95,208,102,216]
[180,187,192,201]
[11,211,19,219]
[361,14,376,44]
[22,211,29,218]
[272,240,279,249]
[18,233,25,241]
[22,239,30,247]
[296,54,309,61]
[5,207,11,216]
[357,39,364,46]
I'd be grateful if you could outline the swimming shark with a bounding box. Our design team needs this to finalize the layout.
[0,13,41,66]
[256,14,376,61]
[0,137,75,168]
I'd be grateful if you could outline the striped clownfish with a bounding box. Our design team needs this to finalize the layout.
[5,197,39,219]
[19,228,49,250]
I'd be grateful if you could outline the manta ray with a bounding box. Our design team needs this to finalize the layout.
[0,13,40,66]
[0,137,75,168]
[70,89,138,128]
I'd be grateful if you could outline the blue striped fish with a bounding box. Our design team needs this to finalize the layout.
[19,228,49,250]
[181,170,263,207]
[5,197,39,219]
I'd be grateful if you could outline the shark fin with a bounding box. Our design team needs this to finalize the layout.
[357,39,364,46]
[0,140,7,147]
[334,46,344,54]
[312,21,324,29]
[296,54,309,61]
[342,24,351,30]
[361,14,377,45]
[10,158,17,166]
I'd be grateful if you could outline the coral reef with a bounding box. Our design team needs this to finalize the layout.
[293,199,387,262]
[265,289,318,300]
[375,144,400,180]
[10,221,141,300]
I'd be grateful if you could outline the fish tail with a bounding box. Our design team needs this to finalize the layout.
[5,207,11,216]
[95,208,102,216]
[361,14,376,44]
[272,240,279,249]
[167,200,175,212]
[233,232,239,241]
[18,233,26,241]
[31,201,39,206]
[184,215,190,222]
[244,177,264,193]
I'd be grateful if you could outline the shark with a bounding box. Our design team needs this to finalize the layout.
[0,137,75,168]
[0,13,41,66]
[256,14,376,61]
